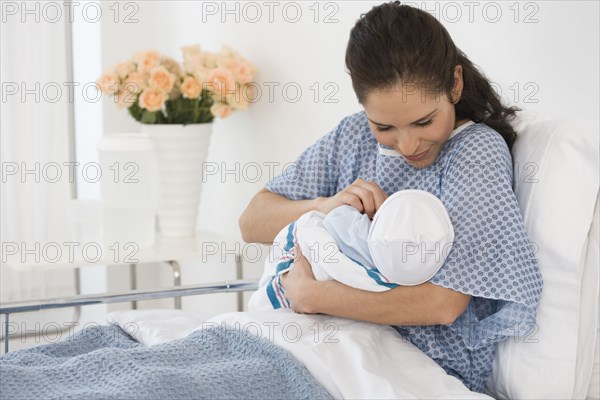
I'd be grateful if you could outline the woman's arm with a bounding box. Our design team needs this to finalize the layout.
[239,188,324,244]
[282,252,471,326]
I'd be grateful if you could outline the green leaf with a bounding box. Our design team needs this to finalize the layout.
[128,101,143,122]
[141,110,157,124]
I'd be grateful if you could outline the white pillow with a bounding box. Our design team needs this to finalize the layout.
[587,318,600,400]
[584,196,599,400]
[485,112,600,399]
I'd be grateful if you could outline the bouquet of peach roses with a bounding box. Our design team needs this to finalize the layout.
[96,45,257,124]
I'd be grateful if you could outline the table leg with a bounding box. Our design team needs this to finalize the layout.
[236,254,243,311]
[3,313,9,354]
[166,261,181,309]
[130,263,138,310]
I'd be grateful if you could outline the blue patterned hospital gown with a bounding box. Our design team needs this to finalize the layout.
[265,111,543,392]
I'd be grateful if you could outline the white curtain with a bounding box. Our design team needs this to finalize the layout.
[1,11,78,333]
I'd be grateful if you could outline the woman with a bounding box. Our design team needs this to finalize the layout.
[239,1,543,393]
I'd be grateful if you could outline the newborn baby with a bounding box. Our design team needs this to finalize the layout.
[248,189,455,311]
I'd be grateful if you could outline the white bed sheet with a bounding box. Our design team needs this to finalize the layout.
[106,309,493,399]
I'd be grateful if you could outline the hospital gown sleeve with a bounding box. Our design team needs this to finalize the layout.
[264,117,348,200]
[434,126,544,350]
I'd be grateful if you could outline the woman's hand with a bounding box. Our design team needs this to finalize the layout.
[281,245,319,314]
[315,178,387,219]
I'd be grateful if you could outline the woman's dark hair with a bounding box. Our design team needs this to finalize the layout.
[345,1,519,150]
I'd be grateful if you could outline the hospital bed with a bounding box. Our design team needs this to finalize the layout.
[1,111,598,399]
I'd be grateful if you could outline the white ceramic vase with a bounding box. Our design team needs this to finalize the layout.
[141,123,213,237]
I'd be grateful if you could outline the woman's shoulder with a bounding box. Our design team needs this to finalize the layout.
[331,110,374,143]
[442,122,513,171]
[317,111,377,165]
[338,110,370,128]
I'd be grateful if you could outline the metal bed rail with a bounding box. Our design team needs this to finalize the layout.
[0,279,259,353]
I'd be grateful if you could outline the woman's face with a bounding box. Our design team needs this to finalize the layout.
[362,69,464,168]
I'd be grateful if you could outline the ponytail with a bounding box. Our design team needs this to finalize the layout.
[454,51,519,149]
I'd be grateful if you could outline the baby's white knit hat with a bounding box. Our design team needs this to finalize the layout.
[367,189,455,286]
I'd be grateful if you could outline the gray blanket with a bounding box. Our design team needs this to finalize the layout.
[0,324,333,400]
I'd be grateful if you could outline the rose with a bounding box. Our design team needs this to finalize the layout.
[182,45,202,62]
[135,50,160,73]
[183,55,204,74]
[180,76,202,99]
[210,102,232,118]
[95,71,119,94]
[182,46,204,74]
[114,89,136,109]
[123,71,147,94]
[160,56,182,79]
[192,68,210,89]
[228,60,255,84]
[148,66,175,93]
[206,67,236,100]
[226,85,250,111]
[217,46,256,82]
[114,61,135,79]
[138,87,167,112]
[201,53,220,69]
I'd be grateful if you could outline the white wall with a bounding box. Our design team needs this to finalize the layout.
[88,1,599,308]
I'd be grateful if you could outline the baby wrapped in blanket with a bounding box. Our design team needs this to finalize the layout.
[249,189,455,311]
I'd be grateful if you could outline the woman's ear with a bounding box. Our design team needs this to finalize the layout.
[452,64,464,104]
